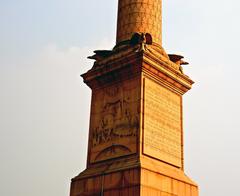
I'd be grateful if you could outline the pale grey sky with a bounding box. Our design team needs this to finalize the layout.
[0,0,240,196]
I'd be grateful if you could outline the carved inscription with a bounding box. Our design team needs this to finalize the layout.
[90,79,140,163]
[143,78,182,167]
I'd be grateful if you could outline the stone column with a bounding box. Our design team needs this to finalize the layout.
[116,0,162,45]
[70,1,199,195]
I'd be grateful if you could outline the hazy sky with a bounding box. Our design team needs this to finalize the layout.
[1,0,240,196]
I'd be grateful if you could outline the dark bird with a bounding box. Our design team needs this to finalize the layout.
[130,32,153,46]
[168,54,189,73]
[88,50,112,61]
[168,54,189,65]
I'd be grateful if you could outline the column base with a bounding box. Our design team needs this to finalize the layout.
[70,158,198,196]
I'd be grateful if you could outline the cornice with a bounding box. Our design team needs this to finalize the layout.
[82,45,194,94]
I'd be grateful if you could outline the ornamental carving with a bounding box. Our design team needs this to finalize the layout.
[90,79,140,163]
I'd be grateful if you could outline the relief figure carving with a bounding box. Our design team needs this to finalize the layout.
[90,82,139,162]
[92,98,138,147]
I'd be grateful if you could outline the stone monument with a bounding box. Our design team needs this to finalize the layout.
[70,0,199,195]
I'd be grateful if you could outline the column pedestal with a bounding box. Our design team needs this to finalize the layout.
[70,43,198,196]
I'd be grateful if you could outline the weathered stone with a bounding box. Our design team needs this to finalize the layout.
[70,1,199,195]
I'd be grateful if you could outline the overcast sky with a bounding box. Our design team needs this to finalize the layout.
[1,0,240,196]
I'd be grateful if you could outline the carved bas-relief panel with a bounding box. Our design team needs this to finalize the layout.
[143,78,182,168]
[90,79,140,163]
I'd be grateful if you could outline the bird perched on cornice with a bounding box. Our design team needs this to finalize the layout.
[168,54,189,73]
[88,50,112,61]
[130,33,153,51]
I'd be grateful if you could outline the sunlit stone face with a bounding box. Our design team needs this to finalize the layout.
[116,0,162,45]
